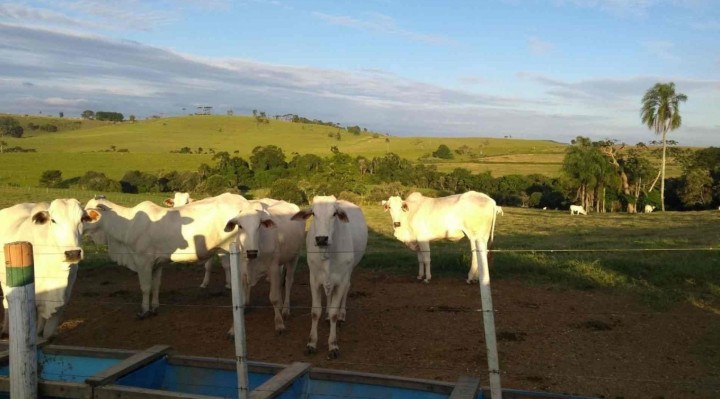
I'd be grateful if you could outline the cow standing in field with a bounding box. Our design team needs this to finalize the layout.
[496,206,504,216]
[164,192,230,289]
[292,196,367,358]
[382,191,497,284]
[644,205,656,213]
[570,205,587,215]
[0,199,91,338]
[83,193,249,318]
[224,199,305,334]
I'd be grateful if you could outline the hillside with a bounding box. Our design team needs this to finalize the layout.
[1,113,115,136]
[0,115,569,186]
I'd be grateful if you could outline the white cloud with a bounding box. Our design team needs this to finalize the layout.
[312,11,455,45]
[641,40,679,62]
[528,36,555,55]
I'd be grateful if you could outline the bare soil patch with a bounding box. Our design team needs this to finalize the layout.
[32,264,720,398]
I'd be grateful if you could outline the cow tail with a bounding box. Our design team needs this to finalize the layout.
[488,203,498,267]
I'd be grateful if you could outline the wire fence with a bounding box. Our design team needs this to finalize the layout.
[2,244,719,398]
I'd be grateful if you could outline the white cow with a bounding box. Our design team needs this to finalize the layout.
[224,199,305,334]
[570,205,587,215]
[644,204,656,213]
[382,191,496,284]
[0,199,90,338]
[83,193,249,318]
[496,206,504,216]
[292,196,367,359]
[164,192,229,289]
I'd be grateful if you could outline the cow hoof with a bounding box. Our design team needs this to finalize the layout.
[225,285,232,290]
[150,309,159,316]
[226,333,235,341]
[276,328,285,336]
[199,284,208,289]
[417,276,424,281]
[327,349,340,360]
[422,279,430,284]
[136,311,151,320]
[305,345,317,355]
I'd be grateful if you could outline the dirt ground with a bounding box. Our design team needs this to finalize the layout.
[34,264,720,398]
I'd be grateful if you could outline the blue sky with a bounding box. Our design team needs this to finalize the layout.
[0,0,718,145]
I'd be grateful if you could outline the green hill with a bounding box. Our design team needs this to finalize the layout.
[0,114,568,186]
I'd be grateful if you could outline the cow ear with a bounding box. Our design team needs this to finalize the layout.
[261,219,276,228]
[163,199,174,207]
[32,211,50,225]
[335,208,349,222]
[291,209,313,221]
[224,219,239,232]
[401,202,409,212]
[83,209,102,223]
[381,200,389,211]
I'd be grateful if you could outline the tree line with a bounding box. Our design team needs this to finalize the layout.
[37,143,720,211]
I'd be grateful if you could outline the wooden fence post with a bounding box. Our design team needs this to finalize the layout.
[478,246,502,399]
[4,241,38,399]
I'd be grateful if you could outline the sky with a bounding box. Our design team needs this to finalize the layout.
[0,0,718,145]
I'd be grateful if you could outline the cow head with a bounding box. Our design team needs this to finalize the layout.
[82,198,107,245]
[292,195,347,247]
[224,202,275,259]
[164,192,194,208]
[383,196,408,229]
[32,199,90,263]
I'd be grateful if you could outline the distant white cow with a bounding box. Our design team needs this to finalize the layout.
[570,205,587,215]
[644,205,656,213]
[83,193,249,318]
[224,199,305,334]
[496,206,504,216]
[292,196,367,359]
[383,191,496,284]
[542,207,547,210]
[0,199,91,338]
[164,192,229,289]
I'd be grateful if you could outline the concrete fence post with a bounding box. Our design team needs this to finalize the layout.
[4,241,38,399]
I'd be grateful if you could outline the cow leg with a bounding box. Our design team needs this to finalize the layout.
[282,256,298,318]
[419,242,432,283]
[200,259,212,289]
[327,282,346,359]
[150,266,163,315]
[306,276,322,355]
[36,314,46,337]
[268,262,285,334]
[2,308,8,337]
[338,282,350,323]
[222,257,232,290]
[137,266,153,319]
[41,310,65,339]
[468,239,479,284]
[416,250,424,281]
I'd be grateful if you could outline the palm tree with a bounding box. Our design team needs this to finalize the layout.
[641,82,687,211]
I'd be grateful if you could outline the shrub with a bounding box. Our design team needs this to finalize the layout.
[269,179,307,205]
[196,174,234,196]
[338,191,362,205]
[432,144,453,159]
[366,182,408,203]
[78,171,121,192]
[39,170,63,188]
[41,124,58,132]
[120,170,159,193]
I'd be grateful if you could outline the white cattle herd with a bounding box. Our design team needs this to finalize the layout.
[1,190,671,355]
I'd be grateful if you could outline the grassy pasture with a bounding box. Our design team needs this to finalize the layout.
[0,115,571,186]
[2,185,717,312]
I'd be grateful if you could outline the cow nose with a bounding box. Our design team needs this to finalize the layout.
[64,249,82,262]
[393,222,401,228]
[246,250,258,259]
[315,236,329,247]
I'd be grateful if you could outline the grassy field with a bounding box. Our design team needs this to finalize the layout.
[0,115,571,185]
[2,186,717,312]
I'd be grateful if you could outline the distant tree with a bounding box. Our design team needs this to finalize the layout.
[58,112,64,118]
[41,124,58,132]
[95,111,124,122]
[129,115,136,123]
[347,125,362,135]
[269,179,307,205]
[250,145,286,171]
[120,170,159,193]
[680,168,713,208]
[0,117,23,138]
[81,110,95,119]
[641,82,688,211]
[39,170,63,188]
[78,171,121,192]
[432,144,454,159]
